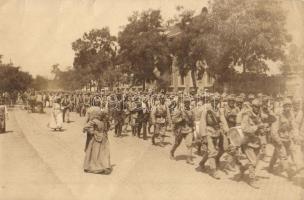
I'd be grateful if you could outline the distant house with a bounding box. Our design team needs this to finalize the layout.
[284,0,304,97]
[166,9,215,92]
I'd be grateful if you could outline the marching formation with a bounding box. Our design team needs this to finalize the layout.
[1,90,304,189]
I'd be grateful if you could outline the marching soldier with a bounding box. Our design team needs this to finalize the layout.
[198,94,228,179]
[235,96,244,113]
[224,95,239,128]
[237,99,265,188]
[130,96,142,137]
[170,97,195,164]
[151,95,171,146]
[259,96,276,160]
[61,94,71,123]
[268,98,297,179]
[113,93,125,137]
[139,95,150,140]
[82,93,91,117]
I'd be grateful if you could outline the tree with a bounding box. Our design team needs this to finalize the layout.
[0,62,33,93]
[51,63,61,81]
[72,28,117,90]
[50,63,83,90]
[170,0,291,90]
[209,0,291,74]
[32,75,49,91]
[118,9,172,90]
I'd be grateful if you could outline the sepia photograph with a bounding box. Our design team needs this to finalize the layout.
[0,0,303,200]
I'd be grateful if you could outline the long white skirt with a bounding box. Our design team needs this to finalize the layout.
[49,110,63,130]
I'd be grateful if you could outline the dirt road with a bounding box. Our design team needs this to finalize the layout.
[0,108,303,200]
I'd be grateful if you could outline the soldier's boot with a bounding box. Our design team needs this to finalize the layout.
[186,148,194,165]
[148,124,152,135]
[137,126,141,138]
[235,164,246,182]
[159,136,165,147]
[209,158,220,179]
[210,169,221,180]
[142,123,147,140]
[287,169,296,180]
[224,155,237,172]
[248,165,259,189]
[151,134,156,145]
[114,127,118,137]
[268,148,278,172]
[282,160,296,179]
[132,127,136,136]
[197,143,202,155]
[248,178,259,189]
[117,124,122,137]
[169,150,175,160]
[199,154,208,171]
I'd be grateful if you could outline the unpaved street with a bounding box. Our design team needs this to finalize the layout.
[0,108,303,200]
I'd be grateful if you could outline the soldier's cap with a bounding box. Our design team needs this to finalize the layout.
[227,94,236,101]
[251,99,261,107]
[235,96,244,102]
[239,93,246,98]
[248,94,255,99]
[262,95,270,102]
[159,95,165,100]
[287,94,293,98]
[210,94,220,101]
[183,97,191,103]
[276,94,283,99]
[292,98,302,104]
[282,98,292,106]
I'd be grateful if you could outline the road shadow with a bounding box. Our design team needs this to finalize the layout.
[65,121,75,123]
[292,177,304,189]
[261,166,287,179]
[161,141,172,146]
[175,155,196,161]
[0,130,13,135]
[136,135,152,140]
[51,128,66,133]
[113,134,129,138]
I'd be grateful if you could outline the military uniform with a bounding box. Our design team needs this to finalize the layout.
[238,99,265,188]
[269,99,296,178]
[151,96,171,146]
[224,96,239,128]
[113,95,125,137]
[170,98,195,164]
[82,94,91,117]
[139,98,150,140]
[130,98,143,137]
[198,96,227,179]
[61,95,71,123]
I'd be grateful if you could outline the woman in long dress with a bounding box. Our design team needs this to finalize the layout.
[49,98,63,131]
[83,98,111,174]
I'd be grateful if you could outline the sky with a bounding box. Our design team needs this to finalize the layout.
[0,0,303,78]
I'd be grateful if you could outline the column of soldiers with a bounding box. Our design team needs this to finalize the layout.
[20,89,304,188]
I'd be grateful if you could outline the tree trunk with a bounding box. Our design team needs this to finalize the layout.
[190,69,197,92]
[142,79,146,91]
